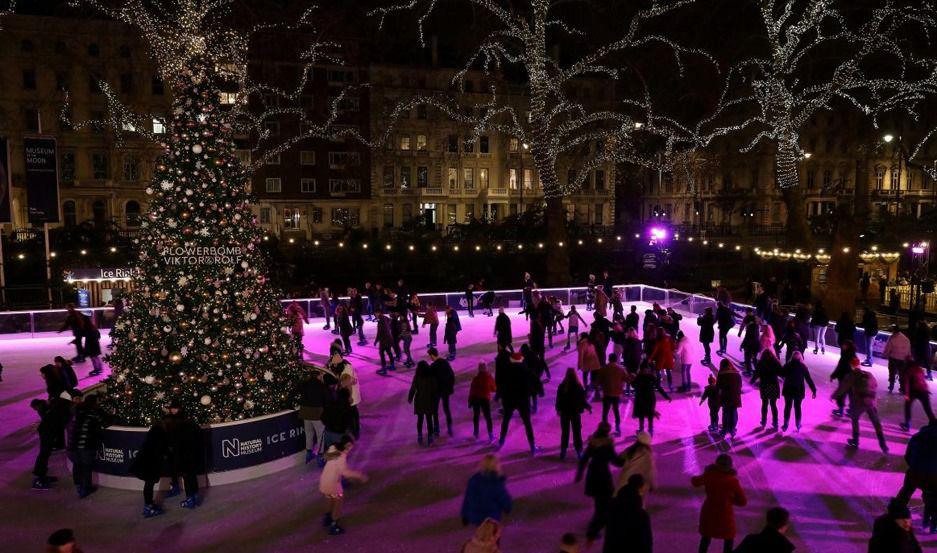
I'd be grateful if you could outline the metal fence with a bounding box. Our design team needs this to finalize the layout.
[0,283,923,358]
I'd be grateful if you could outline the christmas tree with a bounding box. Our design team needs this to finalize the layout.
[103,63,302,425]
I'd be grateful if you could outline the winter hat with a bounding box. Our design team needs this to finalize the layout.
[636,431,652,446]
[47,529,75,546]
[715,453,733,469]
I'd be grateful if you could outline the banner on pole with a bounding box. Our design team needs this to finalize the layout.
[23,137,60,224]
[0,137,11,223]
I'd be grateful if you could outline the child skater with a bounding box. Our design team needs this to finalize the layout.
[319,436,368,535]
[699,374,721,433]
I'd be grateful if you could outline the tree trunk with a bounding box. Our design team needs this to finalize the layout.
[781,186,811,248]
[544,195,571,284]
[823,153,870,318]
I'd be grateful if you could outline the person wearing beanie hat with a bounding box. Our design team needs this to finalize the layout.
[692,453,747,553]
[868,498,921,553]
[831,354,888,453]
[497,350,539,455]
[615,432,657,498]
[47,528,81,553]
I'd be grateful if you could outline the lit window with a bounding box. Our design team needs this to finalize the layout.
[463,168,475,189]
[152,118,166,134]
[509,169,518,189]
[448,168,459,189]
[509,138,519,152]
[260,207,271,224]
[301,178,316,193]
[523,169,533,190]
[479,168,489,188]
[329,179,361,194]
[265,178,281,193]
[219,91,237,105]
[234,150,251,166]
[416,135,427,151]
[300,151,316,165]
[399,136,411,150]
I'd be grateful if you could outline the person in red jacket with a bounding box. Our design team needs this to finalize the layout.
[650,327,676,391]
[691,453,748,553]
[901,359,935,432]
[469,362,497,442]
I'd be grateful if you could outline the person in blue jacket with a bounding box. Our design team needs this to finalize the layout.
[461,454,513,526]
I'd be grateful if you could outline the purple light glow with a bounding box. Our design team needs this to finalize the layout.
[912,247,925,254]
[650,227,667,240]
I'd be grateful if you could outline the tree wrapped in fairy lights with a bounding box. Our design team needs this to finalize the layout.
[65,0,351,424]
[371,0,708,282]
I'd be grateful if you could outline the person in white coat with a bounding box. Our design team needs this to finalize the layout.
[675,331,694,392]
[319,437,368,536]
[614,432,656,497]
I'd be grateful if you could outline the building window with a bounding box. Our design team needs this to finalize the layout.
[448,168,459,189]
[400,166,412,188]
[151,76,164,95]
[331,207,360,227]
[595,170,606,190]
[265,178,281,193]
[383,166,395,188]
[891,166,900,189]
[823,168,833,188]
[266,153,281,165]
[312,207,322,224]
[463,137,475,153]
[234,150,251,166]
[417,166,428,188]
[479,136,489,154]
[24,109,39,132]
[523,169,533,190]
[88,43,100,57]
[447,135,459,153]
[509,169,518,189]
[383,204,394,228]
[300,151,316,165]
[509,138,519,152]
[464,204,475,222]
[264,120,279,137]
[61,153,76,183]
[125,201,141,227]
[399,135,411,150]
[594,204,604,225]
[22,69,37,90]
[479,168,489,188]
[283,208,301,230]
[152,118,166,134]
[329,179,361,194]
[806,168,816,188]
[328,151,360,168]
[402,204,412,222]
[301,178,316,193]
[219,91,237,105]
[122,155,139,181]
[463,168,475,189]
[63,200,77,227]
[416,135,428,151]
[260,207,271,224]
[119,73,133,94]
[92,153,109,179]
[875,166,885,189]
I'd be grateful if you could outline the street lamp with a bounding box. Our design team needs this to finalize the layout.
[804,152,813,159]
[883,134,895,143]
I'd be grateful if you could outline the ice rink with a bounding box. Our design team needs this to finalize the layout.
[0,301,931,552]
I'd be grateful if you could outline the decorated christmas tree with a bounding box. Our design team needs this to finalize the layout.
[103,63,302,425]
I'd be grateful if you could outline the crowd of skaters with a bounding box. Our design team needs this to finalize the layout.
[26,273,937,552]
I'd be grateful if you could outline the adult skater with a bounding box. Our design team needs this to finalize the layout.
[565,304,587,351]
[599,354,629,435]
[830,340,857,417]
[497,352,538,455]
[67,393,108,498]
[374,310,396,376]
[430,348,456,437]
[604,474,652,553]
[832,357,888,453]
[298,366,329,464]
[911,320,932,381]
[895,420,937,506]
[781,351,816,432]
[319,436,368,536]
[29,398,57,490]
[469,362,497,442]
[698,307,716,366]
[716,302,735,357]
[751,349,783,431]
[739,315,760,377]
[834,311,856,348]
[900,361,935,432]
[444,306,462,361]
[650,327,676,392]
[494,307,513,350]
[884,325,912,393]
[286,301,308,354]
[615,432,656,497]
[576,422,624,545]
[716,360,743,439]
[422,302,440,348]
[586,274,596,311]
[407,360,439,446]
[675,331,693,392]
[460,454,513,526]
[810,301,829,354]
[632,361,671,436]
[692,453,747,553]
[733,507,795,553]
[556,367,591,459]
[868,500,921,553]
[58,304,89,362]
[861,308,879,366]
[578,334,601,396]
[319,287,332,330]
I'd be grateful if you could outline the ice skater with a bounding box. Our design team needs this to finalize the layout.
[319,436,368,535]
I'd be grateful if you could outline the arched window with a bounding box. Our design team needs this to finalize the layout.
[63,201,77,227]
[92,200,107,229]
[125,200,141,227]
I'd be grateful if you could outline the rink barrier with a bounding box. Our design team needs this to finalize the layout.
[0,284,920,357]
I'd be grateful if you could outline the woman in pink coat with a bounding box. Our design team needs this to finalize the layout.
[691,453,747,552]
[578,335,601,392]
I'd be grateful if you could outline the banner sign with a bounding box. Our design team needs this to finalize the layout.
[160,245,244,266]
[64,267,138,282]
[23,137,59,224]
[0,137,11,223]
[93,410,305,477]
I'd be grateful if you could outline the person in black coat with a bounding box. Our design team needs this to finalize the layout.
[716,302,735,356]
[632,362,671,435]
[830,340,857,416]
[521,344,547,413]
[739,317,761,376]
[555,368,592,459]
[781,351,816,432]
[67,394,109,498]
[911,321,932,380]
[429,348,455,437]
[465,283,475,317]
[860,308,879,367]
[603,474,652,553]
[698,307,716,365]
[834,312,856,348]
[30,399,57,490]
[751,349,783,430]
[734,507,795,553]
[868,500,922,553]
[298,368,330,464]
[622,328,643,396]
[576,422,624,543]
[494,307,512,350]
[408,361,439,446]
[777,320,804,363]
[497,351,538,454]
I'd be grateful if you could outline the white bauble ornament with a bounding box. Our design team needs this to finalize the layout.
[192,144,203,154]
[200,395,212,406]
[263,370,274,381]
[176,304,185,312]
[244,400,254,409]
[144,375,156,384]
